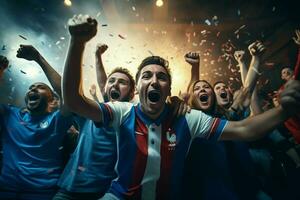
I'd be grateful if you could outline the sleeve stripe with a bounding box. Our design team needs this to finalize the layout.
[104,103,113,121]
[207,118,228,141]
[99,103,113,125]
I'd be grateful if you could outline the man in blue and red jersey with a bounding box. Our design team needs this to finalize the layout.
[63,15,300,200]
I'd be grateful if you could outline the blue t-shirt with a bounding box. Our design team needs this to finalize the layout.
[0,104,74,191]
[57,119,117,193]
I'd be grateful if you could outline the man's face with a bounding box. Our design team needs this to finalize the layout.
[104,72,132,102]
[193,81,214,111]
[137,64,171,119]
[281,68,293,81]
[214,82,232,108]
[24,82,53,113]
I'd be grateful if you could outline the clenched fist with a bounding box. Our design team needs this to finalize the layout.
[68,14,98,43]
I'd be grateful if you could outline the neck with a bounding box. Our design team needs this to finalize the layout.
[140,104,165,120]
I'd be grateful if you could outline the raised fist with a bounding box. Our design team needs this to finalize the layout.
[16,45,40,61]
[68,14,98,43]
[248,41,266,56]
[96,43,108,56]
[234,50,245,63]
[293,29,300,46]
[184,52,200,65]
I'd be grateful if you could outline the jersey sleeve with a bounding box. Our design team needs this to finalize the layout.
[185,109,228,141]
[96,101,133,129]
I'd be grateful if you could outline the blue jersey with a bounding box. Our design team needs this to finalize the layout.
[0,104,74,191]
[97,102,228,200]
[58,118,117,193]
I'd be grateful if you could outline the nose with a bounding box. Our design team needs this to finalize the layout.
[150,75,159,88]
[30,86,38,92]
[112,80,119,89]
[200,88,206,93]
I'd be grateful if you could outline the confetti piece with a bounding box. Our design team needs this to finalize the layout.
[60,37,65,40]
[148,50,154,56]
[102,24,108,27]
[109,34,114,37]
[19,35,27,40]
[234,25,246,34]
[20,70,26,74]
[55,41,61,45]
[205,19,211,26]
[237,9,241,16]
[96,12,101,17]
[2,45,6,50]
[132,6,136,11]
[78,166,86,172]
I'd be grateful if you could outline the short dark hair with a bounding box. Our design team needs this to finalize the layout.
[136,56,172,85]
[108,67,135,100]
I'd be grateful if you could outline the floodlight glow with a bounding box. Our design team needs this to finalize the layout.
[156,0,164,7]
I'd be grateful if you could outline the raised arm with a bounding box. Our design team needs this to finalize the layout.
[89,84,100,103]
[221,80,300,141]
[244,41,265,92]
[293,29,300,80]
[184,52,200,92]
[63,15,103,122]
[234,50,247,85]
[16,45,62,96]
[229,42,265,115]
[95,43,108,96]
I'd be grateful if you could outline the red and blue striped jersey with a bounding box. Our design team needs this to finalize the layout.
[97,102,228,200]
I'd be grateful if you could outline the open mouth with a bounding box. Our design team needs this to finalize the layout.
[148,90,161,103]
[28,93,40,101]
[199,94,209,102]
[110,90,120,100]
[220,92,227,99]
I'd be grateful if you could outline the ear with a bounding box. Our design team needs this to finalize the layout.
[134,85,139,95]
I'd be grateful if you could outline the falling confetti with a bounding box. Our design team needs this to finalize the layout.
[118,34,126,40]
[19,35,27,40]
[205,19,211,26]
[148,50,154,56]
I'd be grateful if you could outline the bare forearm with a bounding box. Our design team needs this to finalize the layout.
[238,61,247,86]
[250,86,263,115]
[95,55,107,95]
[63,39,102,122]
[222,106,289,141]
[36,55,62,96]
[63,39,85,107]
[244,56,260,92]
[187,64,199,92]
